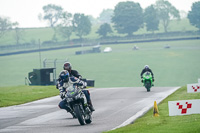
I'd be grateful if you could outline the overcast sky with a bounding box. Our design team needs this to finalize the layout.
[0,0,199,28]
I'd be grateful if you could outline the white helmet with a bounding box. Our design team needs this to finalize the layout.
[144,65,149,69]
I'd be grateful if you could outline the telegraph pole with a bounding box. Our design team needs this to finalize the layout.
[38,39,42,68]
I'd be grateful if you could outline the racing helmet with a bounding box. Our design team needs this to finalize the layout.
[63,62,72,71]
[144,65,149,69]
[59,70,69,82]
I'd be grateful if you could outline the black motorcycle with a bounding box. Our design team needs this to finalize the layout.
[65,84,92,125]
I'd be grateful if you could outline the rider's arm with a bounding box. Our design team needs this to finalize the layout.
[71,70,82,79]
[140,69,145,78]
[149,69,154,78]
[70,76,87,89]
[56,76,62,89]
[58,81,65,92]
[58,81,66,99]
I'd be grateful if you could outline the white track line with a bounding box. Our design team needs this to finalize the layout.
[111,87,180,130]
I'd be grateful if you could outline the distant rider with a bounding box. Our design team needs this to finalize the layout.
[57,62,95,112]
[140,65,154,82]
[57,70,87,118]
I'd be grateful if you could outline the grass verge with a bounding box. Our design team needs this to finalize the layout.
[1,40,200,87]
[0,85,58,107]
[105,86,200,133]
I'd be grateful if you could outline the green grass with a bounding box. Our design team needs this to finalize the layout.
[105,86,200,133]
[0,39,200,87]
[0,18,198,46]
[0,85,58,107]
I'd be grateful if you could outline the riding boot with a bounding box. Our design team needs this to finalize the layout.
[70,111,77,118]
[88,100,95,112]
[65,107,77,118]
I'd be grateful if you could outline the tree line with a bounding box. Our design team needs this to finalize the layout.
[0,0,200,45]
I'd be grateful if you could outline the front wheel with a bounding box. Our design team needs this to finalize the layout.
[145,81,151,92]
[74,105,86,125]
[85,114,92,124]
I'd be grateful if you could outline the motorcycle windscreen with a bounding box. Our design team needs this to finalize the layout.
[143,72,152,79]
[66,85,80,98]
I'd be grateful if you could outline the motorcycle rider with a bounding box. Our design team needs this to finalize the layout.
[57,62,95,112]
[58,70,88,118]
[140,65,154,83]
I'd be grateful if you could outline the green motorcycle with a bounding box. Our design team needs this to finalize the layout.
[142,72,154,92]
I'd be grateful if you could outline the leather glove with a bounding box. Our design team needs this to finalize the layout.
[78,81,87,88]
[56,83,59,89]
[78,76,82,80]
[82,81,87,88]
[60,92,66,99]
[78,82,83,86]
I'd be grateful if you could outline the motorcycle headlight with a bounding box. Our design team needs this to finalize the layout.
[146,76,149,79]
[74,93,81,100]
[67,98,73,102]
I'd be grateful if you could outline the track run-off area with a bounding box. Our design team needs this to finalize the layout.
[0,87,179,133]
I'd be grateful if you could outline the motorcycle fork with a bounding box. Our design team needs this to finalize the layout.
[76,104,85,115]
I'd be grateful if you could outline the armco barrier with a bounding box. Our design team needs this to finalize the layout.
[1,36,199,56]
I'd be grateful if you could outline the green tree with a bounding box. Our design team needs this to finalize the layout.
[41,4,64,42]
[57,11,73,41]
[144,5,159,33]
[72,13,92,40]
[0,17,12,38]
[112,1,143,36]
[88,15,98,25]
[96,23,113,38]
[98,9,114,24]
[58,26,73,41]
[155,0,180,32]
[13,22,24,45]
[188,1,200,31]
[42,4,63,27]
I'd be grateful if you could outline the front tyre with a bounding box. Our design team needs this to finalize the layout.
[74,105,86,125]
[85,114,92,124]
[145,81,151,92]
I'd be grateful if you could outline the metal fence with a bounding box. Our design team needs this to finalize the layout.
[43,58,68,79]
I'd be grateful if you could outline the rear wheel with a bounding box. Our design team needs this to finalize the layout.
[74,105,86,125]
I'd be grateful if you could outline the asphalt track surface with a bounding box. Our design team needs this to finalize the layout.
[0,87,179,133]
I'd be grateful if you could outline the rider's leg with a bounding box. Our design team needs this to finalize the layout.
[82,90,95,111]
[58,100,76,118]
